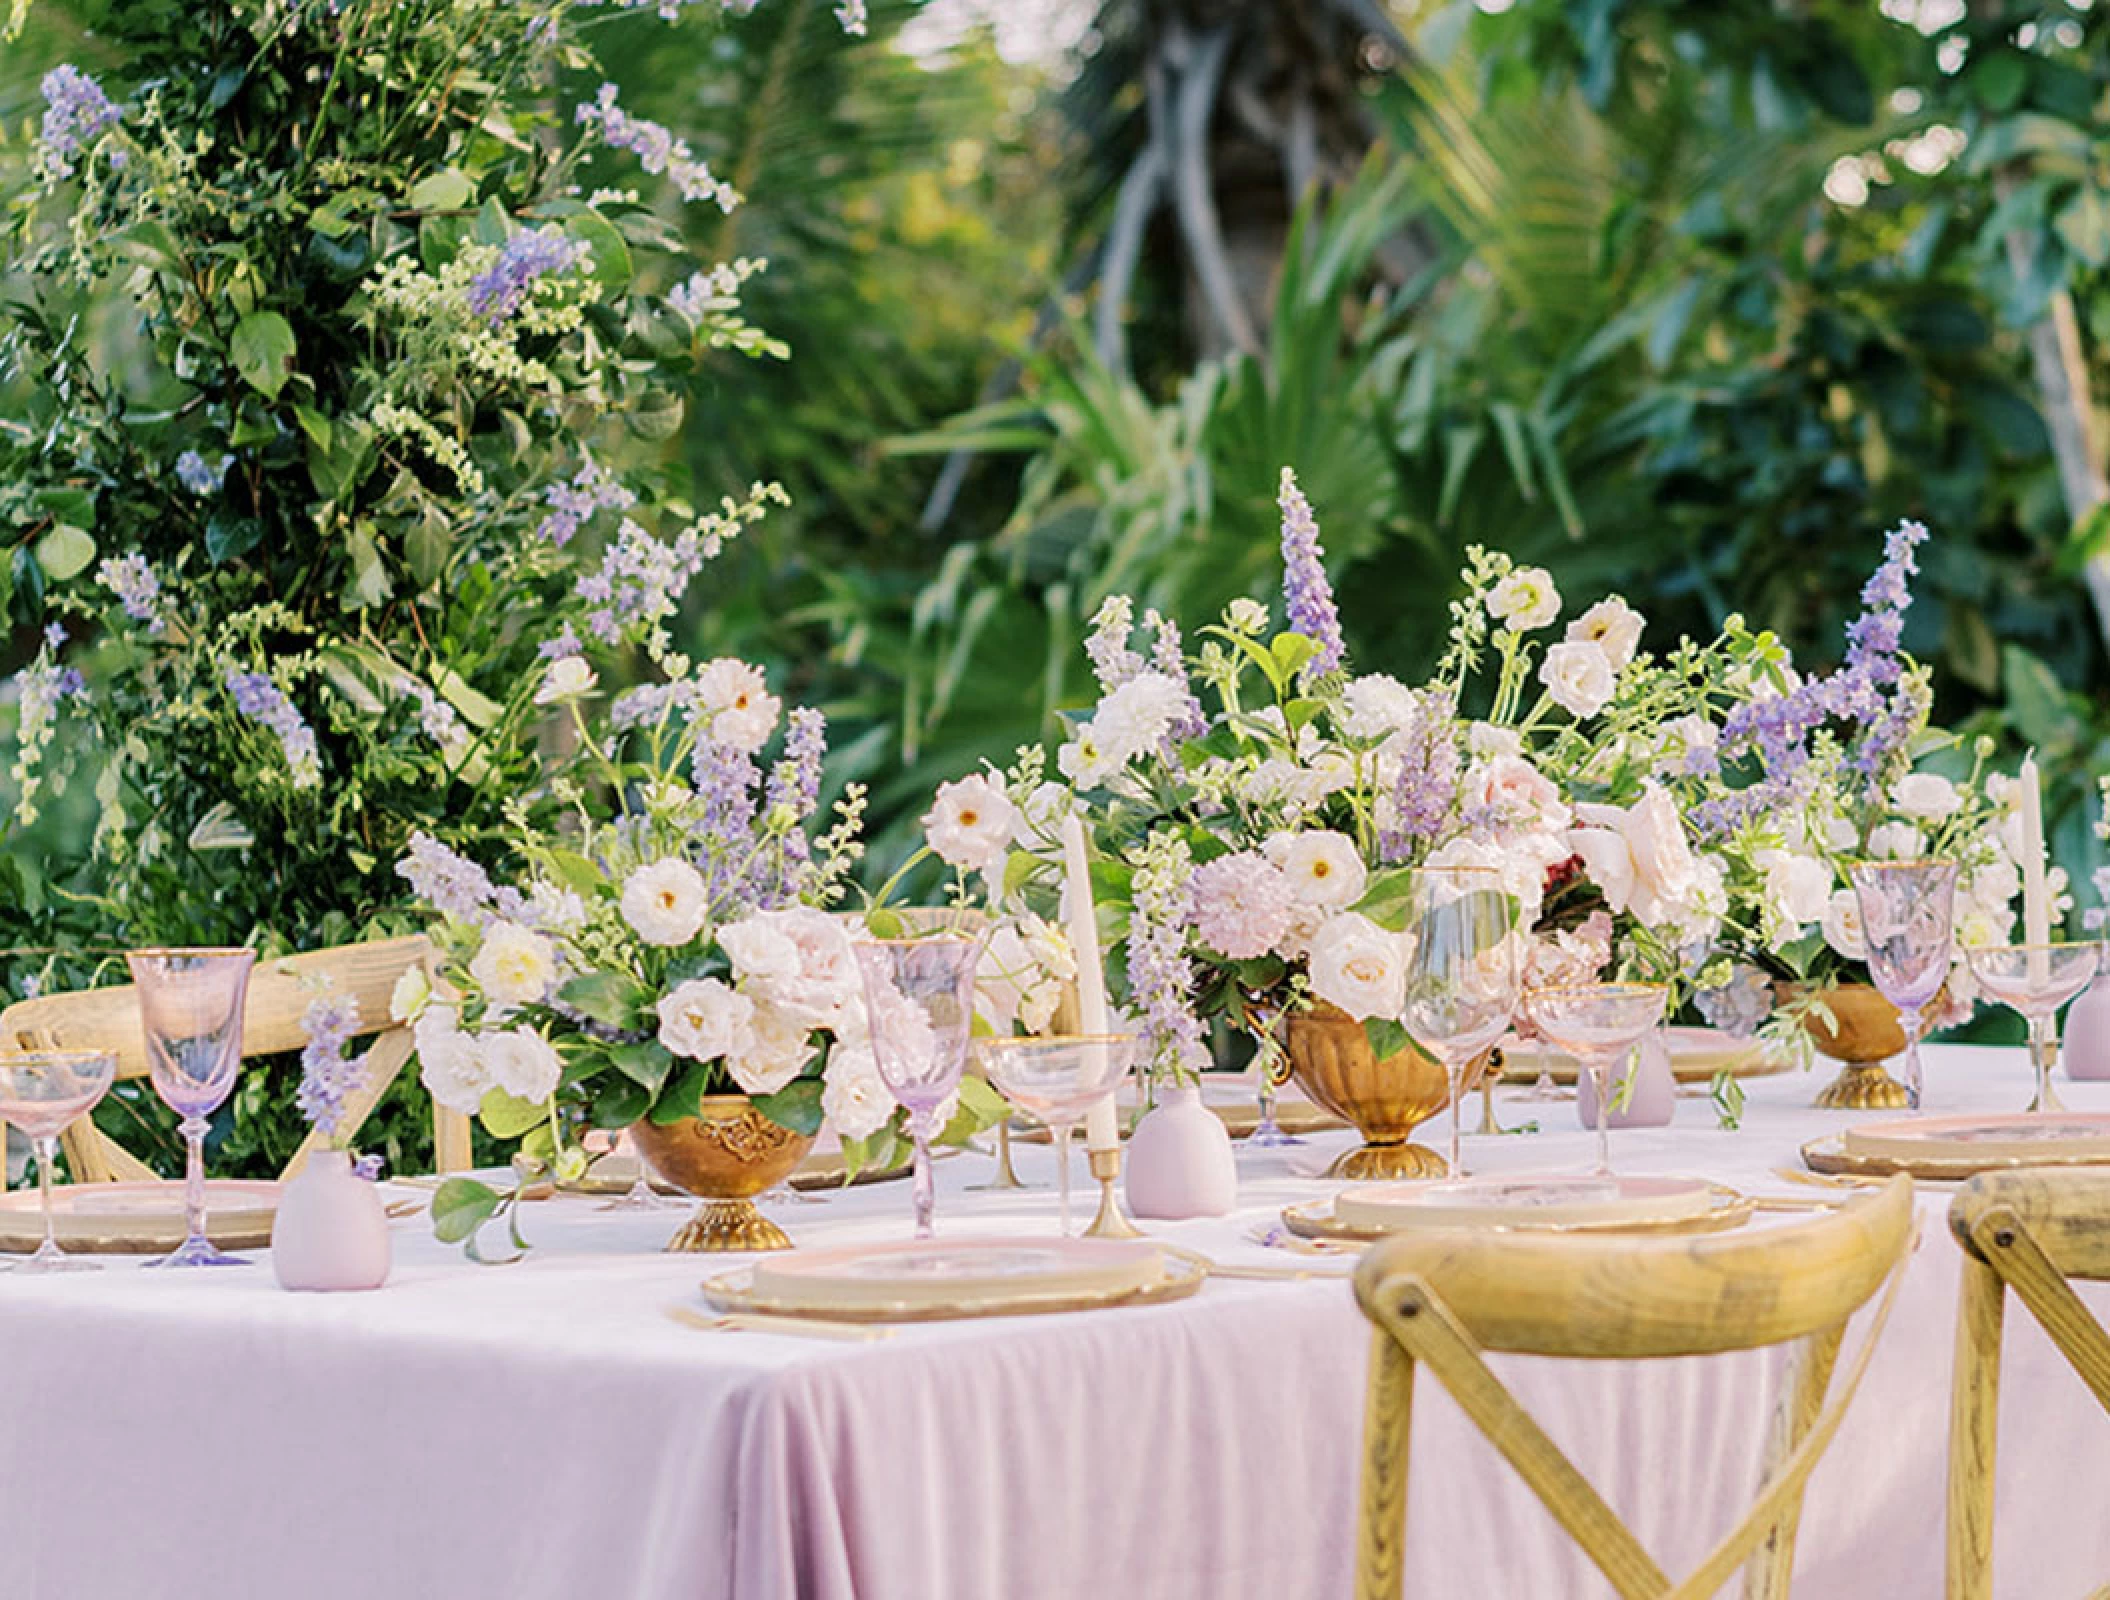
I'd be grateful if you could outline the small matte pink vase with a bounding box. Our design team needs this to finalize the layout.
[2064,976,2110,1081]
[272,1150,391,1291]
[1124,1085,1237,1219]
[1575,1033,1677,1130]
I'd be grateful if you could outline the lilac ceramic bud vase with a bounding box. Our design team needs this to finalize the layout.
[1124,1084,1237,1219]
[1575,1034,1676,1130]
[271,1150,391,1291]
[2064,975,2110,1081]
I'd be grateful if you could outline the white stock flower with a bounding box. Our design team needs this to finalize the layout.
[480,1026,563,1103]
[1820,890,1867,961]
[468,922,558,1012]
[1486,566,1560,632]
[1565,597,1644,671]
[1867,821,1925,861]
[1337,674,1419,745]
[821,1039,894,1141]
[1089,672,1188,766]
[1467,722,1523,761]
[620,859,709,946]
[1267,830,1367,909]
[718,916,803,984]
[921,773,1020,874]
[533,655,598,706]
[415,1007,490,1114]
[1306,912,1404,1022]
[695,657,781,753]
[656,978,755,1061]
[1892,773,1962,822]
[1538,640,1617,718]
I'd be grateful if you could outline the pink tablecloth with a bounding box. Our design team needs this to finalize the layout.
[2,1044,2106,1599]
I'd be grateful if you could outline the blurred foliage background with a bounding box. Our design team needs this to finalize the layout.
[6,0,2110,1168]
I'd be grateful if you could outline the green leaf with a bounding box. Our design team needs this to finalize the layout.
[230,311,297,401]
[1363,1017,1414,1063]
[558,970,648,1030]
[625,387,685,442]
[1352,866,1418,932]
[608,1040,674,1094]
[588,1077,649,1129]
[33,487,95,530]
[544,849,604,897]
[341,522,391,611]
[564,209,633,292]
[408,169,474,213]
[435,668,503,730]
[33,524,95,582]
[651,1060,715,1125]
[431,1177,502,1243]
[478,1088,546,1139]
[2055,187,2110,270]
[2003,643,2077,751]
[752,1075,824,1136]
[1269,631,1320,683]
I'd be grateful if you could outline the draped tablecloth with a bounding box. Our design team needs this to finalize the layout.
[2,1043,2106,1600]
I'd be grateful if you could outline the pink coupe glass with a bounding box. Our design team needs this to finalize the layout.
[0,1050,118,1272]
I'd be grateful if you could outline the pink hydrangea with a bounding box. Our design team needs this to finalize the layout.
[1190,850,1295,960]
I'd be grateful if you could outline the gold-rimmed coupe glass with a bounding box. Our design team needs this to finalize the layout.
[1965,941,2103,1114]
[1525,983,1667,1176]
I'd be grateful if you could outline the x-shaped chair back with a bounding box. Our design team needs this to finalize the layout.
[1353,1174,1915,1600]
[1946,1169,2110,1599]
[0,936,473,1181]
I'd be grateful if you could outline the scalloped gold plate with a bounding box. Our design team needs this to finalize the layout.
[1281,1183,1755,1243]
[701,1247,1207,1324]
[1803,1131,2110,1182]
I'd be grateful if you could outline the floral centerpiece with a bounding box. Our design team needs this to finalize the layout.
[395,655,1002,1255]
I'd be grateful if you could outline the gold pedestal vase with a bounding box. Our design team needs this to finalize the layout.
[1284,1003,1468,1181]
[629,1096,815,1252]
[1786,982,1916,1111]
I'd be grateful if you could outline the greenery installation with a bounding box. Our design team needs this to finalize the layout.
[0,0,864,1173]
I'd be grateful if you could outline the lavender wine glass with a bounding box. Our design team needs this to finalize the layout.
[0,1050,118,1272]
[852,933,982,1239]
[1964,942,2104,1113]
[127,947,256,1268]
[1849,859,1959,1111]
[1399,866,1520,1179]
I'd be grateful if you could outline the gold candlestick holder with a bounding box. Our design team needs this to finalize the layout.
[969,1120,1028,1191]
[1083,1144,1143,1239]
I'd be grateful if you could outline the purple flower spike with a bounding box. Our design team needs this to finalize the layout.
[1277,467,1344,682]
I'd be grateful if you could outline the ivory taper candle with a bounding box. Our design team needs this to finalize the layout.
[2019,754,2051,985]
[1060,810,1119,1152]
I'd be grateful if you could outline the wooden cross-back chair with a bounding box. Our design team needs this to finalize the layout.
[1352,1174,1916,1600]
[0,936,473,1182]
[1947,1169,2110,1600]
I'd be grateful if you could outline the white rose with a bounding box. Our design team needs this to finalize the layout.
[1486,566,1560,632]
[1565,597,1645,672]
[1337,674,1420,745]
[656,978,755,1062]
[480,1025,563,1103]
[414,1008,489,1114]
[1756,849,1833,930]
[695,657,781,754]
[1466,754,1569,836]
[1425,832,1552,927]
[468,921,558,1012]
[921,773,1021,874]
[718,916,803,985]
[1867,821,1925,861]
[1892,773,1962,822]
[1569,782,1699,929]
[533,655,598,706]
[1820,889,1867,962]
[1306,912,1404,1022]
[766,906,861,1001]
[1267,830,1368,909]
[821,1039,895,1141]
[620,859,709,947]
[1538,640,1617,719]
[728,1003,814,1096]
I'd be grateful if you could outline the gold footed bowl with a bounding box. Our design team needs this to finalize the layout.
[1785,982,1913,1110]
[1284,1002,1472,1181]
[629,1095,815,1252]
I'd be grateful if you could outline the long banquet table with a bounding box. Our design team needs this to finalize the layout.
[3,1043,2107,1600]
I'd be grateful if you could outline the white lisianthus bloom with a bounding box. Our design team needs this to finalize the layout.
[468,921,558,1012]
[1486,566,1561,632]
[1867,821,1925,861]
[1307,912,1405,1022]
[1337,674,1420,745]
[1224,597,1269,634]
[820,1039,894,1141]
[1538,640,1617,718]
[620,859,709,946]
[414,1006,489,1114]
[1755,849,1833,930]
[728,1002,813,1096]
[389,966,432,1025]
[718,916,803,985]
[921,773,1021,874]
[695,657,781,753]
[480,1025,563,1103]
[1892,773,1962,822]
[533,655,598,706]
[1265,830,1368,909]
[1820,890,1868,962]
[656,977,756,1062]
[1056,724,1115,789]
[1565,596,1645,672]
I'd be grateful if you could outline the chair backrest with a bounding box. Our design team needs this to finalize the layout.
[1946,1169,2110,1600]
[1353,1175,1915,1600]
[0,936,470,1181]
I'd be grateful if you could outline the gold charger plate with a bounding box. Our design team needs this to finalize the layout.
[700,1248,1207,1324]
[1281,1184,1756,1243]
[0,1180,278,1255]
[1500,1029,1791,1086]
[1802,1132,2110,1182]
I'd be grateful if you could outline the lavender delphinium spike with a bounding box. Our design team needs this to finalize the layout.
[296,991,364,1138]
[466,228,587,323]
[224,669,321,788]
[1277,467,1344,683]
[36,65,120,182]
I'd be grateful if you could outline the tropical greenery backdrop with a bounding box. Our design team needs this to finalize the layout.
[4,0,2108,1173]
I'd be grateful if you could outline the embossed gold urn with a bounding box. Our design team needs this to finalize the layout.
[629,1096,814,1252]
[1784,982,1917,1110]
[1284,1002,1473,1181]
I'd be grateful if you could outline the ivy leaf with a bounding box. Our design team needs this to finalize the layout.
[431,1177,502,1243]
[478,1088,546,1140]
[752,1076,824,1137]
[230,311,297,400]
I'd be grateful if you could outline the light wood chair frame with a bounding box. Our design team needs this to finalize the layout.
[1946,1169,2110,1600]
[0,935,473,1181]
[1353,1175,1916,1600]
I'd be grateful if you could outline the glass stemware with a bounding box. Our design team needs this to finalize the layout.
[1244,1006,1302,1150]
[0,1050,118,1272]
[599,1125,685,1212]
[1965,942,2104,1114]
[127,947,256,1268]
[1525,983,1668,1176]
[1850,859,1959,1111]
[851,932,982,1240]
[974,1034,1136,1235]
[1400,866,1520,1180]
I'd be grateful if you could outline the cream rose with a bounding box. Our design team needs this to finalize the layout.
[728,1002,814,1096]
[479,1025,563,1103]
[820,1039,894,1141]
[718,916,803,985]
[414,1007,489,1114]
[1892,773,1962,822]
[655,977,755,1062]
[1820,889,1867,961]
[1756,849,1832,930]
[620,859,709,947]
[1306,912,1404,1022]
[695,657,781,754]
[1568,782,1699,928]
[1538,640,1617,719]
